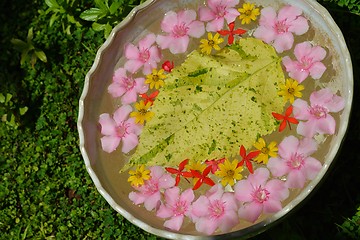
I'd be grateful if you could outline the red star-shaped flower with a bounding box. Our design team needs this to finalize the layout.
[191,165,215,190]
[165,159,192,186]
[205,158,225,174]
[272,105,299,132]
[139,90,159,106]
[237,145,260,174]
[218,22,247,44]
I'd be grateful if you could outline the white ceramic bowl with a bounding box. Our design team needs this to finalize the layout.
[78,0,353,238]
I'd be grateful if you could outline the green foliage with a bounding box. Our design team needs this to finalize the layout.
[0,93,28,129]
[80,0,146,38]
[321,0,360,15]
[339,206,360,239]
[11,27,47,67]
[43,0,82,34]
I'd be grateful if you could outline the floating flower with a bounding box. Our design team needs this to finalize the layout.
[205,158,225,174]
[129,166,175,211]
[218,22,247,44]
[108,68,149,104]
[278,78,304,104]
[191,184,239,235]
[238,145,260,174]
[139,90,159,106]
[215,159,243,187]
[267,136,322,188]
[127,165,151,187]
[253,138,278,164]
[191,165,215,190]
[156,10,205,54]
[162,60,174,72]
[199,32,224,55]
[253,5,309,53]
[165,159,193,186]
[156,187,195,231]
[199,0,240,32]
[282,42,327,83]
[145,69,166,89]
[272,105,299,132]
[235,168,289,222]
[130,100,154,125]
[292,88,345,137]
[124,33,161,75]
[185,159,206,173]
[99,105,142,153]
[238,2,260,25]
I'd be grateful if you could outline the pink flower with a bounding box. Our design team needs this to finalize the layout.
[199,0,240,32]
[253,5,309,53]
[191,184,239,235]
[235,168,289,223]
[108,68,149,104]
[124,33,161,75]
[292,88,345,137]
[267,136,322,189]
[156,187,195,231]
[129,166,175,211]
[99,105,142,153]
[282,42,327,83]
[156,10,205,54]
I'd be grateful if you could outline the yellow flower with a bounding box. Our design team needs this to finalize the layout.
[199,32,224,55]
[127,165,151,187]
[185,160,206,172]
[130,100,154,125]
[145,69,166,89]
[278,78,305,104]
[215,159,243,187]
[238,3,260,25]
[253,138,278,164]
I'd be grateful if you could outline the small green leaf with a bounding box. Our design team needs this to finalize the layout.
[92,22,106,31]
[27,27,34,41]
[104,23,113,38]
[11,39,29,52]
[35,50,47,63]
[0,93,5,103]
[80,8,106,21]
[109,1,122,15]
[49,13,59,27]
[5,93,12,103]
[45,0,60,8]
[19,107,28,115]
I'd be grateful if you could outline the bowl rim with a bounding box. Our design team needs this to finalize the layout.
[77,0,353,239]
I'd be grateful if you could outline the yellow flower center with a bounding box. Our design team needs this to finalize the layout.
[139,109,148,115]
[261,147,269,155]
[152,74,159,82]
[288,87,295,94]
[245,10,252,16]
[208,40,215,47]
[226,169,235,178]
[135,171,143,179]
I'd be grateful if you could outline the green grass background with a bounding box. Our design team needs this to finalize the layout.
[1,0,359,239]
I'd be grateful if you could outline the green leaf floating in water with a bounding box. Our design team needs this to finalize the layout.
[121,38,285,172]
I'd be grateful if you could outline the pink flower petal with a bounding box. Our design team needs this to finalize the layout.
[165,187,180,206]
[206,184,224,200]
[144,191,161,211]
[113,105,132,124]
[121,90,138,105]
[177,9,197,25]
[124,43,139,60]
[222,192,238,211]
[206,18,225,32]
[273,32,294,53]
[267,157,289,177]
[126,118,142,135]
[99,113,116,135]
[138,33,156,50]
[195,217,218,235]
[164,215,184,231]
[121,133,138,153]
[180,188,195,204]
[199,7,215,22]
[304,157,322,180]
[278,136,299,159]
[297,137,318,157]
[248,168,269,187]
[263,198,283,213]
[253,26,277,43]
[309,62,326,79]
[150,166,164,180]
[234,180,254,202]
[265,179,289,201]
[113,68,127,82]
[108,82,126,98]
[238,201,263,223]
[293,99,311,120]
[294,42,313,61]
[308,46,327,62]
[191,196,210,217]
[161,11,178,33]
[218,210,239,232]
[289,16,309,35]
[134,77,148,94]
[310,88,333,105]
[170,36,190,54]
[277,5,302,22]
[296,120,317,137]
[224,8,240,23]
[124,59,144,74]
[289,68,309,83]
[286,170,306,188]
[129,191,146,205]
[156,35,173,50]
[100,136,120,153]
[316,116,336,135]
[157,203,174,219]
[187,21,205,38]
[259,7,277,27]
[158,174,176,189]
